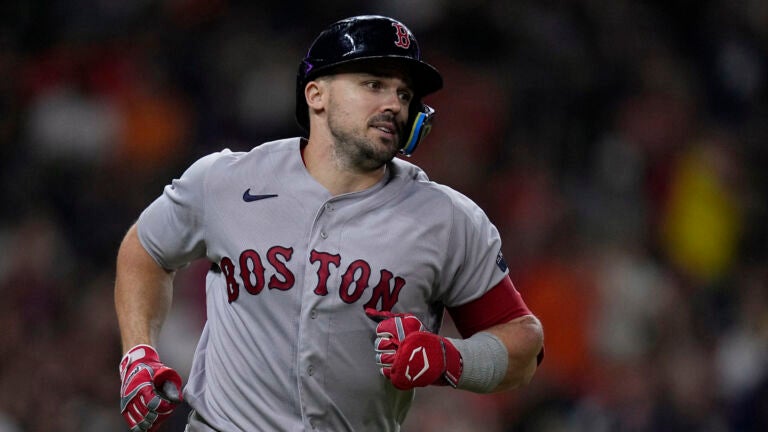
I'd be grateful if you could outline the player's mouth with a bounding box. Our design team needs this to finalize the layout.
[370,121,399,140]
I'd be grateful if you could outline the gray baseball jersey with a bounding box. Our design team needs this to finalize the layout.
[137,137,508,431]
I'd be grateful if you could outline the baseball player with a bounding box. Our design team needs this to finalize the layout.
[115,15,544,432]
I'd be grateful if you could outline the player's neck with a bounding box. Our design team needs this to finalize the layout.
[302,139,387,196]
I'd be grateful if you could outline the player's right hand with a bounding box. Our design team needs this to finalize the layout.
[119,344,183,432]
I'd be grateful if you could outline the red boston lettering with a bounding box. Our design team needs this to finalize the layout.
[222,246,405,310]
[220,257,240,303]
[339,259,371,303]
[239,249,266,295]
[267,246,295,290]
[310,250,341,296]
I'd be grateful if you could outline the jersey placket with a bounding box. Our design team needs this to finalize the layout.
[297,198,341,431]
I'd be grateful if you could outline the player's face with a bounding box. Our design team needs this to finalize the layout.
[324,68,413,171]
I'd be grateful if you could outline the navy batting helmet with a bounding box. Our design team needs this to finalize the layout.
[296,15,443,156]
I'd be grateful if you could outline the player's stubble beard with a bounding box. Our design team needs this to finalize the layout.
[327,100,402,173]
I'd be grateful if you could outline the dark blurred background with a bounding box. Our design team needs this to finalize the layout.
[1,1,767,431]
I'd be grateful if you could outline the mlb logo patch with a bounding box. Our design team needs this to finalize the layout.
[496,250,508,272]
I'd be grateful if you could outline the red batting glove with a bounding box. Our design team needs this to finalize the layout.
[119,345,183,432]
[365,308,425,375]
[366,308,462,390]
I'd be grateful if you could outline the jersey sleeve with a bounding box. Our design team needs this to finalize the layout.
[438,192,509,308]
[137,150,229,270]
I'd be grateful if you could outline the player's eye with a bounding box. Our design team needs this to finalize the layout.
[398,90,413,103]
[365,81,383,90]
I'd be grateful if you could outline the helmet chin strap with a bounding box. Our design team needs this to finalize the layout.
[400,105,435,157]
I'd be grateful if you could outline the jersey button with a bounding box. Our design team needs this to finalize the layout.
[307,365,315,376]
[325,203,334,212]
[310,310,318,319]
[320,231,328,239]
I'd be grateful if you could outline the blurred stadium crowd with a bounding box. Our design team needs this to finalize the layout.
[1,1,766,431]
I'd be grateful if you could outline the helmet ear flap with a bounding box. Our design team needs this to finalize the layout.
[400,104,435,156]
[295,60,315,132]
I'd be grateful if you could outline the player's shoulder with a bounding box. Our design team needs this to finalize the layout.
[193,137,300,173]
[390,158,486,217]
[244,137,301,157]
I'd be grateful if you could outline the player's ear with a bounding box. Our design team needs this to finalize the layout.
[305,80,326,112]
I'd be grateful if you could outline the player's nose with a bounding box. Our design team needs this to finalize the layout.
[380,90,404,115]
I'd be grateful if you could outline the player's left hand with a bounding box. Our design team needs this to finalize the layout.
[365,308,462,390]
[365,308,425,376]
[119,344,183,432]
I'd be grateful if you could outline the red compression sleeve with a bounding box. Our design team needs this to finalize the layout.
[447,276,531,338]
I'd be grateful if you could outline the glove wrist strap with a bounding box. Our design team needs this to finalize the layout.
[122,344,158,358]
[439,337,463,388]
[446,332,508,393]
[119,344,160,377]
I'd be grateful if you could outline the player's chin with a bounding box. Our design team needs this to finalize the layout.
[378,132,402,152]
[379,139,401,160]
[362,141,399,166]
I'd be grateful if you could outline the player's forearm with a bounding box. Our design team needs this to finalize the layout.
[485,314,544,391]
[114,224,176,353]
